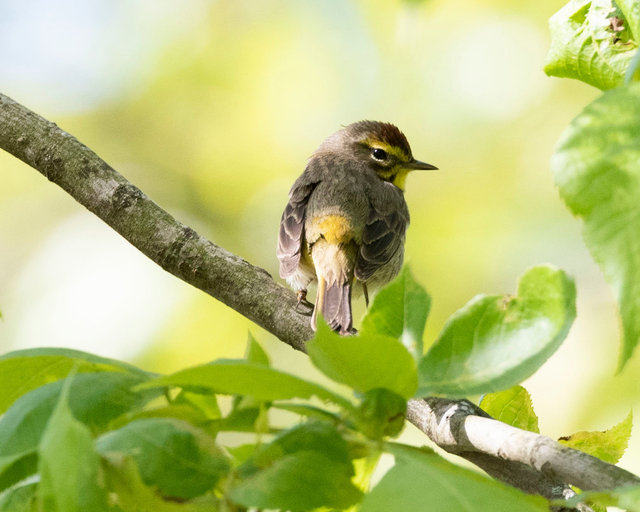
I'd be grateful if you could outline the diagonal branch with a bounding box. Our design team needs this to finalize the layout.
[0,93,312,353]
[407,398,639,499]
[1,92,638,504]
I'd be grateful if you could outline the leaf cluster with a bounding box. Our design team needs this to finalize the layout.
[0,265,607,511]
[547,0,640,370]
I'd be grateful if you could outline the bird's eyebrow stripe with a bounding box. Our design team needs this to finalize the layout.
[362,139,408,161]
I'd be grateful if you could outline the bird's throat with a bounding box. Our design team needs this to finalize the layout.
[392,169,410,190]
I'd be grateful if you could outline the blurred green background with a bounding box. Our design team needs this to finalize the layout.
[1,0,638,476]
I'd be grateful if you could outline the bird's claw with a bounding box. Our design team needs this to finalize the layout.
[295,290,314,315]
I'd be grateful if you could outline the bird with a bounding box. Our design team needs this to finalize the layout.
[277,121,437,335]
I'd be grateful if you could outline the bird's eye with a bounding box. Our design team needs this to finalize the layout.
[372,148,388,161]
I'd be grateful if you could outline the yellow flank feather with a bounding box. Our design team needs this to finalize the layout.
[301,242,315,268]
[314,215,353,244]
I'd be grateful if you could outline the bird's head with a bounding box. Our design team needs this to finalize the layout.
[315,120,437,190]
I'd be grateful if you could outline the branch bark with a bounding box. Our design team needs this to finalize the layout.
[0,93,312,352]
[1,92,638,505]
[407,398,639,499]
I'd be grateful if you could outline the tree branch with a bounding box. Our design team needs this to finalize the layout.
[407,398,639,499]
[1,92,638,504]
[0,93,312,352]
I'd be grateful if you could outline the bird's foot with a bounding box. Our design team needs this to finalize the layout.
[295,289,314,315]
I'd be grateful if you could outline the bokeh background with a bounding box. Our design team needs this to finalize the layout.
[1,0,638,477]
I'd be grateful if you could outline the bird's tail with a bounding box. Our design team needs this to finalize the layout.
[311,277,353,335]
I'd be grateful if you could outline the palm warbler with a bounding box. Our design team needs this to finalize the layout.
[277,121,437,335]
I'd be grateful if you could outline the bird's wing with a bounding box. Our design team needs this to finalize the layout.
[355,195,408,282]
[277,180,317,278]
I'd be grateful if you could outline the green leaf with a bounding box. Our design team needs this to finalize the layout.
[0,452,37,496]
[557,484,640,510]
[586,500,609,512]
[230,451,362,511]
[231,422,360,510]
[418,265,576,397]
[0,348,150,415]
[609,485,640,510]
[352,453,383,498]
[227,443,259,466]
[352,388,407,440]
[480,385,540,433]
[108,404,211,431]
[360,445,548,512]
[617,0,640,40]
[38,376,109,512]
[360,266,431,359]
[545,0,638,90]
[559,411,632,463]
[174,390,221,420]
[212,406,263,433]
[243,421,353,476]
[137,359,352,409]
[97,418,230,500]
[308,320,418,399]
[245,332,270,366]
[272,403,342,423]
[103,453,220,511]
[0,372,155,492]
[0,483,37,512]
[552,83,640,369]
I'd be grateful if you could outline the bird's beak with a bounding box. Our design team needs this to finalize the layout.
[406,159,438,171]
